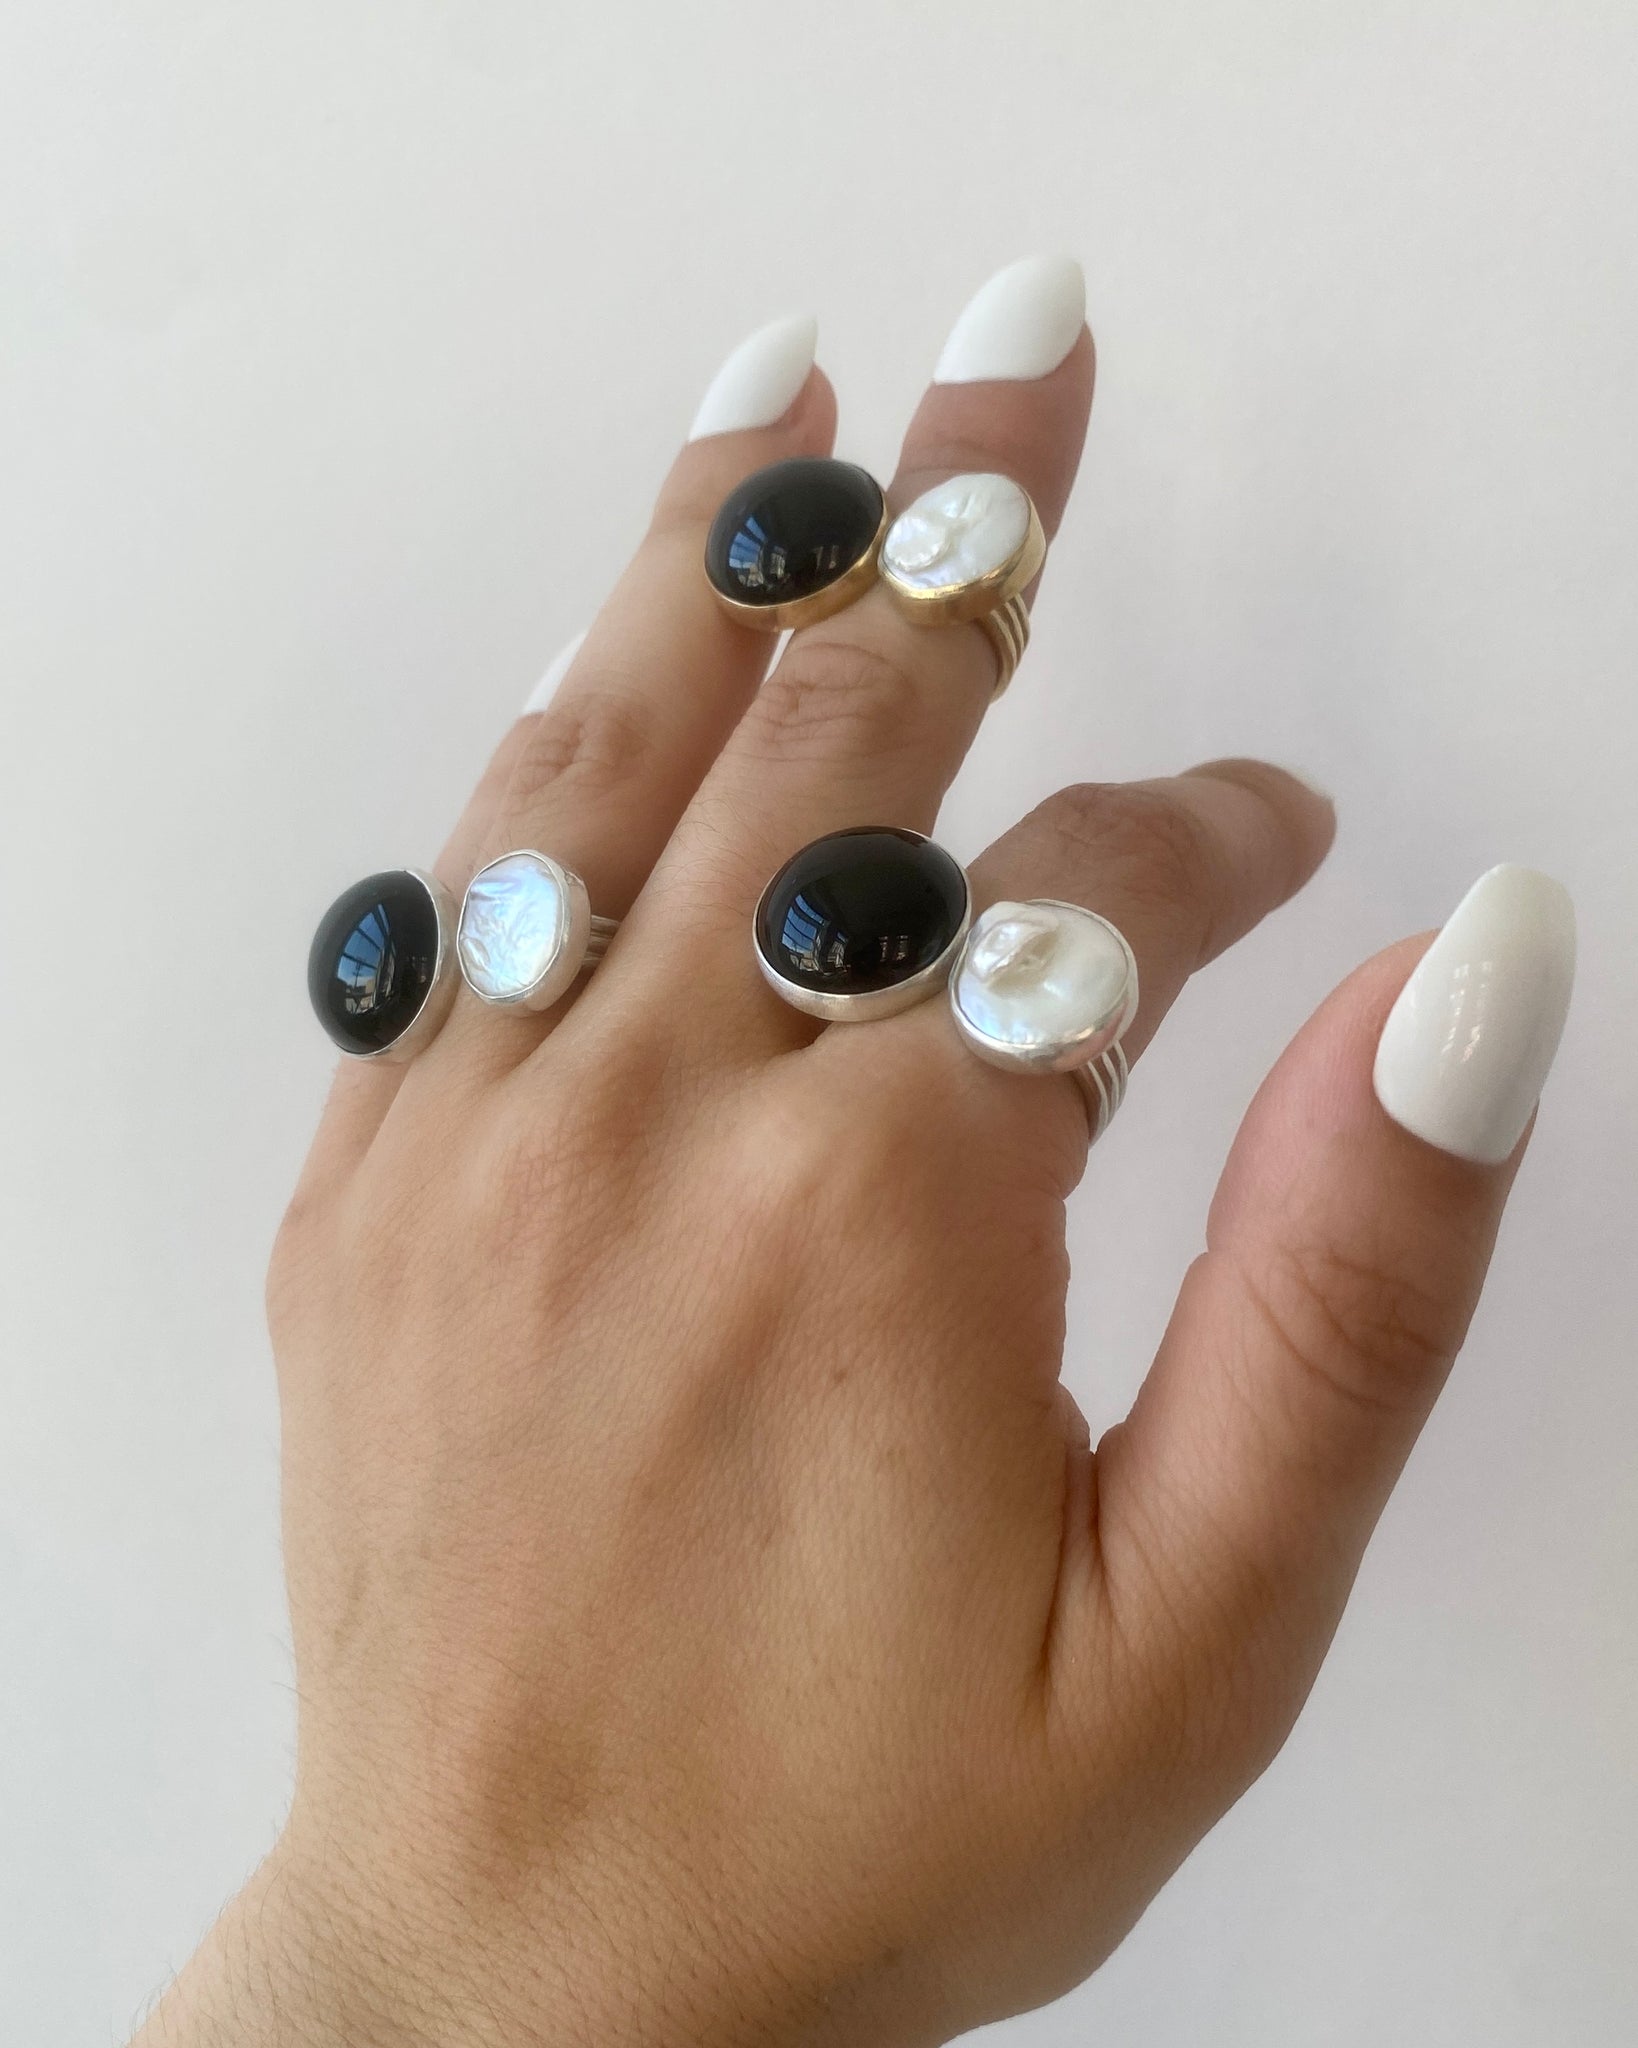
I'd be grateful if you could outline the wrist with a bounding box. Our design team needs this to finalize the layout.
[131,1841,480,2048]
[128,1827,826,2048]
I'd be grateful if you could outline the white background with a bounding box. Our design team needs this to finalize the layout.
[3,4,1635,2042]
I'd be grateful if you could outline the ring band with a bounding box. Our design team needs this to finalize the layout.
[754,826,971,1022]
[879,472,1046,696]
[974,590,1032,696]
[706,456,887,631]
[1071,1041,1130,1144]
[457,850,618,1011]
[948,898,1139,1141]
[307,867,460,1062]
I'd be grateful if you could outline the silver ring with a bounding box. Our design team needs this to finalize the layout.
[948,898,1138,1141]
[753,826,971,1023]
[1071,1040,1130,1143]
[457,850,619,1011]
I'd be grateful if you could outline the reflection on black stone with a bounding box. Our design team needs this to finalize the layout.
[338,905,391,1013]
[307,870,441,1054]
[756,828,967,996]
[705,458,882,610]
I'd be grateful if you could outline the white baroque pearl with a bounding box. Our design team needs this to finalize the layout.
[952,899,1137,1070]
[881,472,1030,595]
[458,851,572,1004]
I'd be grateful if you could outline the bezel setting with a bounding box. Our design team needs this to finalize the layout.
[705,457,888,631]
[879,472,1047,629]
[753,826,972,1023]
[456,850,595,1012]
[307,866,459,1063]
[949,898,1139,1075]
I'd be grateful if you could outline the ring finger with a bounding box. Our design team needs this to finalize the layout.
[861,761,1338,1193]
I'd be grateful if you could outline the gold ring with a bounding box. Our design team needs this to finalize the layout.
[878,472,1046,697]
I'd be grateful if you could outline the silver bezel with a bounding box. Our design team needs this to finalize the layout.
[456,850,594,1013]
[752,830,972,1024]
[948,899,1139,1074]
[333,867,460,1064]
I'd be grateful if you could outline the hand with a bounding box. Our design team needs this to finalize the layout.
[135,260,1573,2048]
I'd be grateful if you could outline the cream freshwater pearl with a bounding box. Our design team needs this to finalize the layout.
[880,473,1031,597]
[951,899,1138,1072]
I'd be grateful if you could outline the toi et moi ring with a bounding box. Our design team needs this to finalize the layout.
[752,827,1136,1141]
[308,852,617,1057]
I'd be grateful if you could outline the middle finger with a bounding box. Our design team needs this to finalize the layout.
[626,255,1094,1052]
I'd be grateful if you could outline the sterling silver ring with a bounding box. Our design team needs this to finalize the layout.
[457,850,618,1011]
[949,898,1139,1142]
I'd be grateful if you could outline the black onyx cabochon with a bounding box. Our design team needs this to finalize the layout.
[705,457,883,610]
[755,828,969,995]
[307,870,442,1055]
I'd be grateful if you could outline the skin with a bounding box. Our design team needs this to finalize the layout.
[133,327,1523,2046]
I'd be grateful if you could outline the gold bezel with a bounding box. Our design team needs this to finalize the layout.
[707,495,889,633]
[880,493,1047,629]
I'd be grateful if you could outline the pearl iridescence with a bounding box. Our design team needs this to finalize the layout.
[881,472,1030,596]
[953,900,1137,1069]
[458,852,570,1003]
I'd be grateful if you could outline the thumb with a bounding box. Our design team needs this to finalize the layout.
[1090,865,1576,1760]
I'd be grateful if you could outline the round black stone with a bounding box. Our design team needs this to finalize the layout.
[704,457,883,612]
[755,827,969,998]
[307,870,442,1055]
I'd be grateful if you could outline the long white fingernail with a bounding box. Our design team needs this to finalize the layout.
[522,628,587,714]
[933,254,1085,384]
[688,314,818,441]
[1373,865,1576,1165]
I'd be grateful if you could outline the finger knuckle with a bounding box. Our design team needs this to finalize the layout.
[739,638,928,768]
[1040,783,1220,951]
[1249,1233,1459,1435]
[647,473,720,540]
[508,688,655,812]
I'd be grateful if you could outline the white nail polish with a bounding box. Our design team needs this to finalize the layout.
[688,314,818,441]
[1373,865,1576,1166]
[933,255,1085,384]
[522,628,587,714]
